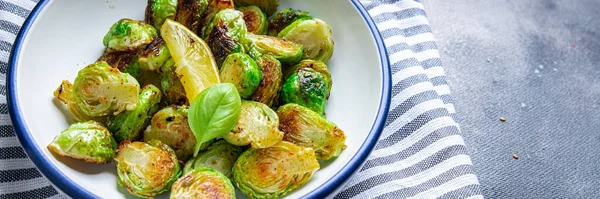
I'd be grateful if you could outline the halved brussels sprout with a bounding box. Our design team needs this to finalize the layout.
[97,50,148,81]
[246,33,304,65]
[175,0,209,34]
[284,59,332,96]
[47,121,116,164]
[277,103,346,160]
[54,80,107,123]
[138,36,171,71]
[223,100,283,148]
[232,0,279,16]
[171,167,236,199]
[114,140,181,198]
[219,53,262,99]
[267,8,311,36]
[203,9,248,65]
[233,141,319,198]
[143,106,211,161]
[239,6,267,35]
[184,140,243,178]
[97,50,138,72]
[280,68,328,115]
[103,19,158,52]
[73,61,140,116]
[145,0,178,30]
[160,59,189,105]
[202,0,235,31]
[278,18,334,63]
[249,55,282,107]
[108,85,161,142]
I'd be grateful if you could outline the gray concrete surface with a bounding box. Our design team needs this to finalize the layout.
[422,0,600,198]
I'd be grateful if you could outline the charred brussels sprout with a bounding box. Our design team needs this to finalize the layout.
[184,140,243,178]
[97,50,138,72]
[284,59,332,95]
[223,100,283,148]
[103,19,157,52]
[138,36,171,71]
[239,6,267,35]
[277,104,346,160]
[54,80,107,123]
[97,51,144,79]
[143,106,211,161]
[171,167,235,199]
[203,9,248,65]
[47,121,116,164]
[246,33,304,65]
[202,0,235,31]
[233,141,319,198]
[232,0,279,16]
[219,53,262,99]
[145,0,178,30]
[114,140,181,198]
[279,18,334,63]
[72,61,140,116]
[160,59,188,105]
[280,68,328,115]
[175,0,209,34]
[249,55,282,107]
[108,85,161,142]
[267,8,311,36]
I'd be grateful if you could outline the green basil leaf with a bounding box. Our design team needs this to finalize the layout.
[188,83,242,156]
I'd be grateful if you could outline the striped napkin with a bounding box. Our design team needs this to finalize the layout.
[0,0,482,198]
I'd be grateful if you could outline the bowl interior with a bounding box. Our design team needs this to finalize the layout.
[13,0,383,198]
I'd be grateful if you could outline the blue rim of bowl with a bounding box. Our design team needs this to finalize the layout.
[7,0,391,198]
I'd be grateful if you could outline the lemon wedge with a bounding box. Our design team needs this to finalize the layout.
[161,19,220,102]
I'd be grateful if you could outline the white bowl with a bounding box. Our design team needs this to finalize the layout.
[7,0,391,198]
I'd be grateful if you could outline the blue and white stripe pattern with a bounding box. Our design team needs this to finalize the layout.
[334,1,481,198]
[0,0,481,198]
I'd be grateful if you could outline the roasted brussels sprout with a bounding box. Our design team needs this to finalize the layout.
[202,0,235,31]
[249,55,282,107]
[47,121,116,164]
[279,18,334,63]
[246,33,304,65]
[103,19,158,52]
[73,61,140,116]
[175,0,209,34]
[145,0,178,30]
[114,140,181,198]
[143,106,211,161]
[203,9,248,65]
[233,141,319,198]
[160,59,188,105]
[239,6,267,35]
[280,68,328,115]
[54,80,107,123]
[277,104,346,160]
[183,140,243,178]
[223,100,283,148]
[232,0,279,16]
[284,59,332,95]
[138,36,171,71]
[267,8,311,36]
[171,167,236,199]
[108,85,161,142]
[219,53,262,99]
[97,50,138,72]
